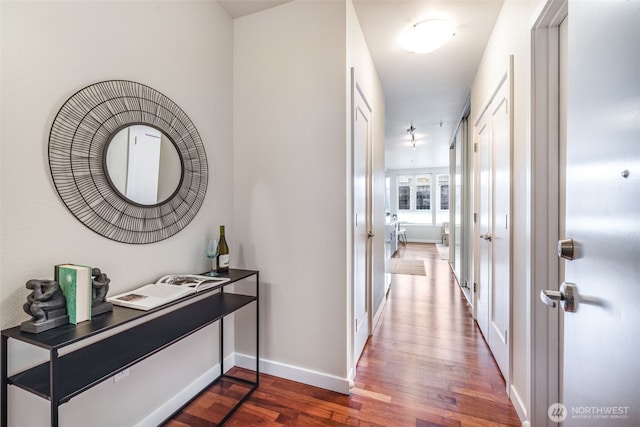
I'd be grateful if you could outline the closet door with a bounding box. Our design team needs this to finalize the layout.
[474,62,512,385]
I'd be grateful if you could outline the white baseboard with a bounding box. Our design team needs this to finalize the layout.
[372,292,387,331]
[510,384,528,424]
[135,354,233,427]
[235,353,351,395]
[136,353,350,426]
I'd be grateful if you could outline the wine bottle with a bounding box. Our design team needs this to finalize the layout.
[217,225,230,273]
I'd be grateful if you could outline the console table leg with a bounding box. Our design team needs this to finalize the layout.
[50,349,59,427]
[220,315,225,375]
[255,272,260,384]
[2,335,8,427]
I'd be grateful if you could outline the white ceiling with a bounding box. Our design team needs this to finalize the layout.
[219,0,503,170]
[218,0,292,18]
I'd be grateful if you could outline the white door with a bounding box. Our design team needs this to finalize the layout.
[476,119,491,338]
[546,2,640,425]
[475,67,512,383]
[489,77,511,381]
[126,125,162,205]
[353,78,372,365]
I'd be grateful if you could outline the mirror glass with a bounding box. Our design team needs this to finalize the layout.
[105,125,182,205]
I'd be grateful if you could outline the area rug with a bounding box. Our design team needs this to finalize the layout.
[389,258,426,276]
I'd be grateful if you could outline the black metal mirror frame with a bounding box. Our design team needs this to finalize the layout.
[48,80,208,244]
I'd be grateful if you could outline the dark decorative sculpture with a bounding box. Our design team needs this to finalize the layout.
[20,268,113,333]
[21,279,69,333]
[91,268,113,316]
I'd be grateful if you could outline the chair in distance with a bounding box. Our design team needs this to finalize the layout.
[398,226,407,246]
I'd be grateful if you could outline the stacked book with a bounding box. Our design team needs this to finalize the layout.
[55,264,92,324]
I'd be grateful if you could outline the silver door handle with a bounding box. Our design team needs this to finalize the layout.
[540,282,578,313]
[540,290,562,308]
[480,233,492,241]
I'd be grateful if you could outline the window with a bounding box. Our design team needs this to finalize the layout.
[439,176,449,210]
[416,176,431,210]
[392,173,448,224]
[398,176,412,210]
[398,175,431,216]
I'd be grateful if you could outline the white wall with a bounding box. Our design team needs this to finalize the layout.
[1,1,233,424]
[401,224,444,243]
[232,0,385,392]
[469,0,543,422]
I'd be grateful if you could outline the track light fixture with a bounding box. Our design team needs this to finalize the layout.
[407,122,416,150]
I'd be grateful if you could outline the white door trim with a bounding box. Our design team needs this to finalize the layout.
[529,1,567,425]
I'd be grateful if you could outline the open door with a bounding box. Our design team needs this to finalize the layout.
[541,2,640,425]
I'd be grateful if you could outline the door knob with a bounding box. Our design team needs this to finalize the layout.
[540,282,578,313]
[480,233,492,241]
[558,238,575,260]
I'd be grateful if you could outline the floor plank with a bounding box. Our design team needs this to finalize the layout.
[165,243,520,426]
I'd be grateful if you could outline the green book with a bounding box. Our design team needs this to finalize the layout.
[56,264,92,324]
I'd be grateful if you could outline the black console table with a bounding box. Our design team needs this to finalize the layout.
[1,268,259,427]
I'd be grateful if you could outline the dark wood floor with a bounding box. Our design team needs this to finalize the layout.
[166,243,520,426]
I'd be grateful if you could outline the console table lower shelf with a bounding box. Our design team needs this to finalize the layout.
[1,268,259,427]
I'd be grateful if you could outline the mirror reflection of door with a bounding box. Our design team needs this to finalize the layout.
[106,125,182,205]
[126,125,162,205]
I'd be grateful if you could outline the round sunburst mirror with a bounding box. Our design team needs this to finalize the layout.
[48,80,208,244]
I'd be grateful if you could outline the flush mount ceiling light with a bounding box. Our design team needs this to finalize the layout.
[399,19,455,54]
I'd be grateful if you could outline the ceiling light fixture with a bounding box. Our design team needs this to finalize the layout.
[399,19,455,54]
[407,122,417,150]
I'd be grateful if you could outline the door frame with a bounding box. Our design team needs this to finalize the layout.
[529,0,567,425]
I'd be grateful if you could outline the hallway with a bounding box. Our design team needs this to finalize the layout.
[354,243,520,425]
[167,243,520,426]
